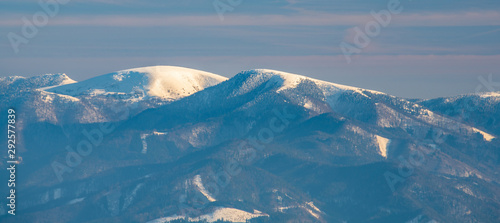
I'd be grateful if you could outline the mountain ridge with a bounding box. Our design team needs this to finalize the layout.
[46,66,228,100]
[1,66,499,222]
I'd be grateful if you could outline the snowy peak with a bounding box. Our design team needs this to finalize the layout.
[230,69,383,98]
[223,69,386,114]
[140,66,227,99]
[0,73,76,91]
[46,66,228,100]
[473,91,500,102]
[422,91,500,105]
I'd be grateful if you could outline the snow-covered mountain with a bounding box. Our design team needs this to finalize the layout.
[1,67,499,223]
[133,69,495,152]
[1,66,228,124]
[46,66,228,101]
[419,91,500,135]
[0,73,76,92]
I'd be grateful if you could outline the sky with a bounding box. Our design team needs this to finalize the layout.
[1,0,500,98]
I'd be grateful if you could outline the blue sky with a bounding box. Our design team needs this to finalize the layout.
[1,0,500,98]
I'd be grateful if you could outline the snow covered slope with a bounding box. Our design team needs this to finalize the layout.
[237,69,382,94]
[133,68,496,164]
[148,207,269,223]
[46,66,228,101]
[419,91,500,135]
[0,73,76,92]
[227,69,384,108]
[1,66,228,124]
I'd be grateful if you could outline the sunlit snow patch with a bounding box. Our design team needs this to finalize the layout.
[148,207,268,223]
[375,135,390,158]
[472,128,495,142]
[46,66,228,101]
[193,175,216,202]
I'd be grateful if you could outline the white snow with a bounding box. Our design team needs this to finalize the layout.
[89,89,107,96]
[44,91,80,102]
[182,124,218,148]
[433,91,500,105]
[36,73,77,91]
[252,69,366,94]
[304,208,320,219]
[153,131,168,136]
[148,215,184,223]
[416,106,496,142]
[122,183,144,210]
[67,197,85,205]
[41,93,54,103]
[375,135,390,158]
[141,131,168,154]
[192,207,268,222]
[113,73,125,81]
[455,185,475,197]
[277,203,322,220]
[0,75,23,85]
[141,134,148,154]
[231,69,384,105]
[303,100,313,109]
[46,66,228,100]
[479,91,500,98]
[303,202,322,219]
[306,202,321,213]
[274,192,322,221]
[193,175,216,202]
[277,206,294,212]
[60,75,77,85]
[53,188,62,200]
[472,128,495,142]
[148,208,268,223]
[376,100,497,143]
[348,125,369,135]
[301,98,323,113]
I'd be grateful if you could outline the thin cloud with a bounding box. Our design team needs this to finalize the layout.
[457,28,500,40]
[0,11,499,27]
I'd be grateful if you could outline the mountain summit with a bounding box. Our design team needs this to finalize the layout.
[47,66,228,100]
[0,73,76,92]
